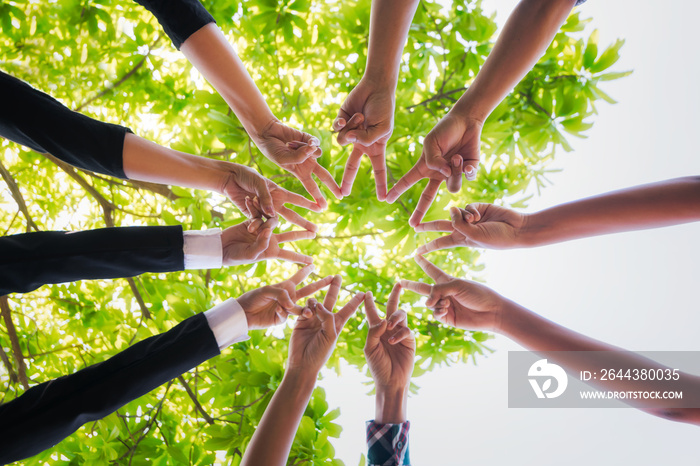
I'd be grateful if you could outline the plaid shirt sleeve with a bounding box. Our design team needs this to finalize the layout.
[366,420,411,466]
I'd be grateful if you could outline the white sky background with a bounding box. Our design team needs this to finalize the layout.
[320,1,700,465]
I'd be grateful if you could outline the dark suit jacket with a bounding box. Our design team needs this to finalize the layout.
[0,226,186,296]
[0,313,220,465]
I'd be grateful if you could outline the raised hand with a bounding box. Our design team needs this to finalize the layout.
[287,276,365,374]
[253,119,342,208]
[236,264,334,330]
[218,162,322,232]
[415,204,527,254]
[386,114,483,226]
[400,255,504,331]
[364,285,416,391]
[333,79,395,201]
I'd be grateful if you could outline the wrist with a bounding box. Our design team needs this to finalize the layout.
[242,112,278,143]
[361,69,399,93]
[516,212,544,248]
[283,367,319,392]
[495,299,530,337]
[450,87,492,124]
[375,384,409,424]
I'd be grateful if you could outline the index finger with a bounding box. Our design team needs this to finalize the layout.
[336,292,365,328]
[363,291,382,326]
[386,163,425,204]
[296,276,334,300]
[408,178,442,227]
[414,255,451,283]
[288,264,316,286]
[298,170,327,210]
[414,220,453,233]
[340,146,363,197]
[385,283,402,320]
[415,233,463,255]
[277,206,318,233]
[323,275,342,310]
[276,186,322,212]
[369,151,388,202]
[399,279,432,296]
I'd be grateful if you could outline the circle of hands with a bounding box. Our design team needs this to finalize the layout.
[218,81,527,390]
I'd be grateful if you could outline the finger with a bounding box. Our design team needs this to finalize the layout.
[451,206,476,238]
[273,288,295,311]
[277,187,323,213]
[415,233,462,255]
[286,140,307,150]
[366,320,387,350]
[464,160,479,181]
[369,152,388,202]
[247,217,265,234]
[250,229,273,258]
[340,146,364,197]
[387,309,407,331]
[414,254,451,283]
[288,264,315,286]
[363,291,382,326]
[337,113,364,146]
[337,292,364,328]
[408,178,441,227]
[386,163,424,204]
[275,230,316,244]
[277,206,318,233]
[323,275,342,311]
[463,204,482,223]
[253,181,275,218]
[333,116,347,132]
[385,283,402,321]
[245,196,264,219]
[388,326,412,345]
[283,145,316,165]
[313,163,344,199]
[344,125,385,147]
[426,286,448,308]
[296,276,334,299]
[423,140,452,177]
[275,308,290,325]
[298,171,328,210]
[414,220,453,233]
[446,155,463,194]
[313,301,335,331]
[399,279,432,296]
[276,248,314,265]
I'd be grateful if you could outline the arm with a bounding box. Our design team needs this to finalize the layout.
[402,255,700,425]
[334,0,420,200]
[363,286,415,465]
[414,177,700,253]
[241,277,364,465]
[386,0,578,222]
[0,266,333,464]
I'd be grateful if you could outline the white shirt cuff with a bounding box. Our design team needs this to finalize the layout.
[183,228,223,269]
[203,298,250,349]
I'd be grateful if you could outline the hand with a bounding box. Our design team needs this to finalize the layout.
[218,162,322,232]
[287,276,365,374]
[253,119,342,208]
[415,204,527,253]
[400,255,504,331]
[364,285,416,391]
[222,197,315,265]
[333,79,395,200]
[237,264,335,330]
[386,113,483,226]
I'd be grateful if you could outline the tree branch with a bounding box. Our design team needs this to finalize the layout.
[0,296,29,389]
[0,342,18,384]
[126,277,151,321]
[0,160,39,232]
[177,375,215,425]
[405,87,466,110]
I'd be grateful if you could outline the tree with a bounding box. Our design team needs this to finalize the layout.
[0,0,628,464]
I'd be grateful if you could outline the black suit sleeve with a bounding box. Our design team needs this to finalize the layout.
[0,313,220,464]
[0,71,131,178]
[133,0,215,50]
[0,226,185,295]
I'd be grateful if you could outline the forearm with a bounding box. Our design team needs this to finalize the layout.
[363,0,420,89]
[498,302,700,423]
[180,23,275,137]
[375,385,409,423]
[241,369,317,466]
[451,0,576,122]
[519,177,700,247]
[122,132,228,193]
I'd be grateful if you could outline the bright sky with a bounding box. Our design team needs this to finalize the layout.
[320,1,700,464]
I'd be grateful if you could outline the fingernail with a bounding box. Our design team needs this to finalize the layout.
[310,137,320,146]
[389,337,396,343]
[452,158,459,167]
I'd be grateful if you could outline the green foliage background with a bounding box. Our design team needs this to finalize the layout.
[0,0,628,464]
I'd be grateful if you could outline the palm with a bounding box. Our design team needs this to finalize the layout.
[425,114,481,170]
[289,316,339,370]
[465,204,525,249]
[366,333,415,387]
[255,119,320,166]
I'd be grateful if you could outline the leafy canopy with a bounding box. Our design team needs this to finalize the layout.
[0,0,628,464]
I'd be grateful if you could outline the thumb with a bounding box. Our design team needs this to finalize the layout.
[425,286,446,308]
[344,125,385,146]
[450,206,474,237]
[253,180,276,218]
[366,320,388,349]
[423,139,451,177]
[250,228,273,258]
[283,144,316,164]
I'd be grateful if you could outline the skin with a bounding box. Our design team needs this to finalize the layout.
[364,285,416,423]
[334,0,420,201]
[387,0,578,225]
[180,23,341,207]
[415,177,700,253]
[240,277,364,466]
[122,133,321,232]
[402,255,700,425]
